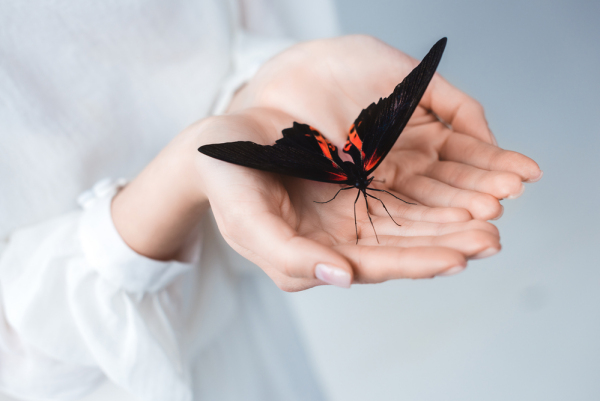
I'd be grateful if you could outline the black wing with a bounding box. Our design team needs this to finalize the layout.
[342,37,447,174]
[198,122,350,184]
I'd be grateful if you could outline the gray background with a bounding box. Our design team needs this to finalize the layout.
[1,1,598,400]
[287,0,600,400]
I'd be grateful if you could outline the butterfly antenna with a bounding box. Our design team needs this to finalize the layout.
[362,190,379,244]
[366,192,401,226]
[314,187,354,204]
[367,188,416,205]
[353,189,361,244]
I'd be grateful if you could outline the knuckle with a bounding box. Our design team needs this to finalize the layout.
[470,193,500,218]
[347,33,380,45]
[491,173,516,194]
[502,174,523,197]
[466,219,499,237]
[448,255,466,269]
[436,249,466,269]
[466,229,495,249]
[276,281,297,293]
[270,274,298,293]
[277,256,295,278]
[497,150,523,171]
[362,268,387,284]
[472,99,485,113]
[451,207,472,221]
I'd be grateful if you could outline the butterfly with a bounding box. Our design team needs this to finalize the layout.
[199,37,447,243]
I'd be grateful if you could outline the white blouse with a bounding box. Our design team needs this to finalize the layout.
[0,1,339,400]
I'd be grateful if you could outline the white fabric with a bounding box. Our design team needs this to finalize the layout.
[0,0,339,400]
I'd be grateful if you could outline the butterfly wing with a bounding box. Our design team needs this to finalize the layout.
[198,122,350,184]
[342,37,447,174]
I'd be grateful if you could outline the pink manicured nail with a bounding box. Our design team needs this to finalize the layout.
[507,184,525,200]
[315,264,351,288]
[525,170,544,183]
[437,265,466,277]
[471,247,500,260]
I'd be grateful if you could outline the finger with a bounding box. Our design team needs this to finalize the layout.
[421,73,497,145]
[396,174,503,220]
[221,209,354,290]
[425,161,525,199]
[358,230,501,259]
[255,268,323,293]
[335,245,467,282]
[441,132,543,182]
[364,188,472,223]
[362,216,499,238]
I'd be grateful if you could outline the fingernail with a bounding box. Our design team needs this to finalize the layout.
[437,265,466,277]
[315,264,351,288]
[507,184,525,200]
[471,247,500,260]
[525,170,543,183]
[491,205,504,220]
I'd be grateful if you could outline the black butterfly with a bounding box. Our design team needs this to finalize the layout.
[199,37,447,243]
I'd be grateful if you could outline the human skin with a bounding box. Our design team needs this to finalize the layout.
[111,35,542,292]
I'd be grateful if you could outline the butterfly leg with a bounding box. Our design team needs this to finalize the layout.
[314,186,354,204]
[362,190,379,244]
[353,189,361,244]
[366,192,401,226]
[367,188,416,205]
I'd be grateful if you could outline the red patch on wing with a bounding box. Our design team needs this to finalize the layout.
[327,172,349,181]
[343,124,365,160]
[310,126,335,160]
[309,126,345,176]
[364,154,381,171]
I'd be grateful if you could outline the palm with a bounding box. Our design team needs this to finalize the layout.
[194,35,541,291]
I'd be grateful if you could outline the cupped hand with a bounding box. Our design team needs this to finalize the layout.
[190,35,541,291]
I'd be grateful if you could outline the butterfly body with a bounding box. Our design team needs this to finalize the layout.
[199,38,448,242]
[350,174,373,191]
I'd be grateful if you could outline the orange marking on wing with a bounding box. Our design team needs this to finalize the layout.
[310,127,331,157]
[309,126,342,170]
[349,130,362,150]
[364,155,380,171]
[343,124,355,152]
[344,124,365,159]
[314,134,333,160]
[327,171,348,180]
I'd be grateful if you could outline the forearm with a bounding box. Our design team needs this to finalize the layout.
[111,127,209,262]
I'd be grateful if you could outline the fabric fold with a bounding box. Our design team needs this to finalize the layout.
[0,179,200,400]
[78,180,193,295]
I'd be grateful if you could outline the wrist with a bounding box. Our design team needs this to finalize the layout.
[111,124,210,261]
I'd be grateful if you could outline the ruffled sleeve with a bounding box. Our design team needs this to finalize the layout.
[0,179,195,401]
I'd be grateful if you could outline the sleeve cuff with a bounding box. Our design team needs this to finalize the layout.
[78,178,193,294]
